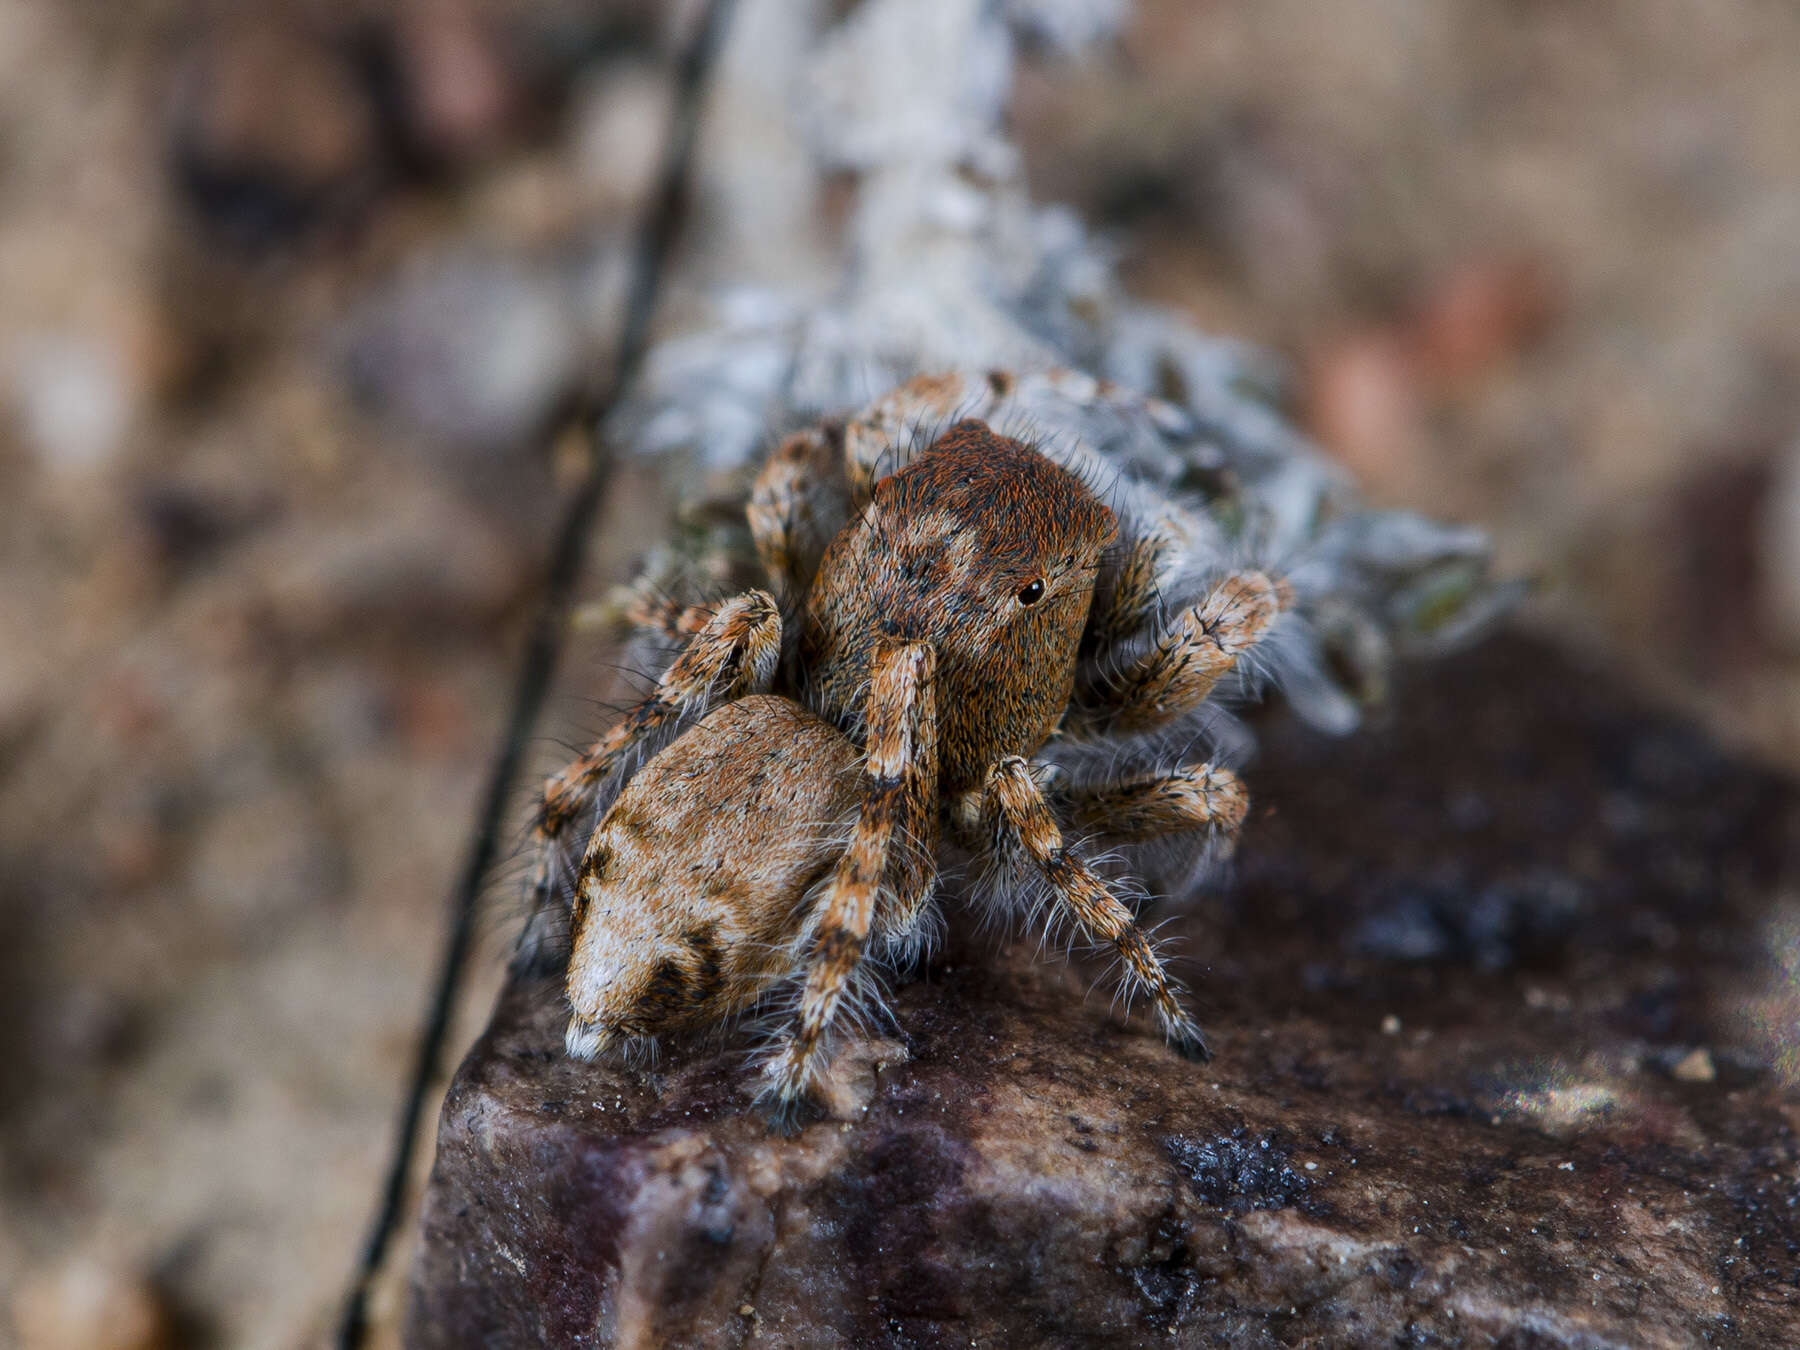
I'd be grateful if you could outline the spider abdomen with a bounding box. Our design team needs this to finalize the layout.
[564,695,858,1058]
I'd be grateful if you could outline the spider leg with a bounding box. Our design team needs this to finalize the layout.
[980,756,1211,1061]
[748,426,843,601]
[616,583,712,641]
[760,639,937,1129]
[1063,762,1249,847]
[843,372,999,507]
[528,590,782,913]
[1087,527,1176,654]
[870,663,942,966]
[1070,569,1291,736]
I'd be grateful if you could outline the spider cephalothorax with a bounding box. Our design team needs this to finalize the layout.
[534,373,1290,1125]
[801,421,1117,794]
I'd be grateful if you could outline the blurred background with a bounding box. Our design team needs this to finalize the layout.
[2,1,1797,1345]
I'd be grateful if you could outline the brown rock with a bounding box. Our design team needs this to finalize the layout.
[406,635,1800,1347]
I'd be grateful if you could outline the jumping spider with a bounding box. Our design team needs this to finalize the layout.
[530,372,1292,1126]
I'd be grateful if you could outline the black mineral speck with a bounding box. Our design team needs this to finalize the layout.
[1165,1128,1309,1213]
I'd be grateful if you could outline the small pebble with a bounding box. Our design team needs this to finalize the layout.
[1381,1014,1402,1035]
[1672,1048,1716,1083]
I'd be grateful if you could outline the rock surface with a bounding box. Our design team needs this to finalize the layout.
[406,635,1800,1348]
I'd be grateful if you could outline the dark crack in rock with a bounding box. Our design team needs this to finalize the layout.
[406,635,1800,1348]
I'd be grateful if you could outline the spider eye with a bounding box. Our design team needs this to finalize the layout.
[1017,578,1045,606]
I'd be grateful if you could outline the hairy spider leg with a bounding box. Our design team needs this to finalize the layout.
[841,372,1001,508]
[1070,569,1290,736]
[761,639,937,1128]
[619,585,713,640]
[1086,527,1176,654]
[1063,762,1250,845]
[981,756,1211,1061]
[748,426,839,601]
[529,589,783,914]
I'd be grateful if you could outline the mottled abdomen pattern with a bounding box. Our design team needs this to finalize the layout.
[564,696,858,1058]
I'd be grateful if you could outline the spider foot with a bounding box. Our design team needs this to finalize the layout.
[755,1045,827,1136]
[759,1088,823,1138]
[1165,1017,1214,1063]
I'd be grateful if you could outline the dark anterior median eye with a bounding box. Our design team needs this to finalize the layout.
[1017,578,1045,606]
